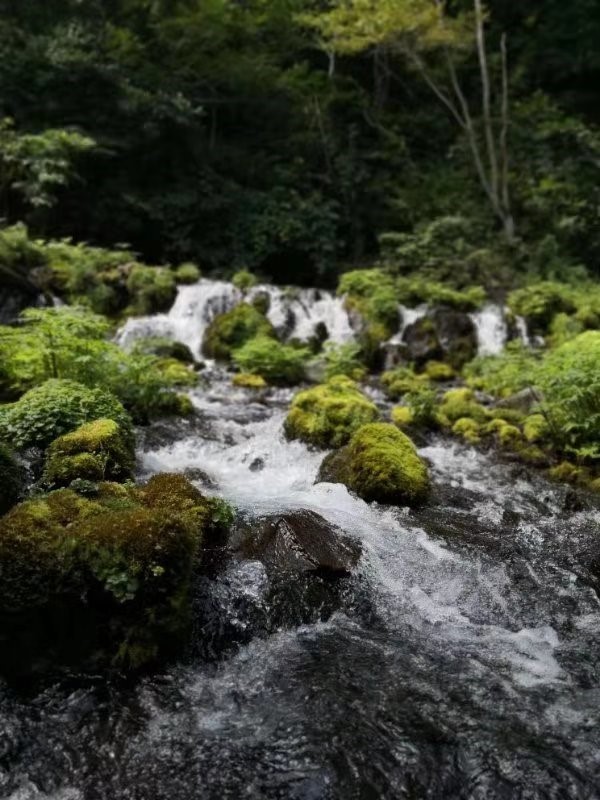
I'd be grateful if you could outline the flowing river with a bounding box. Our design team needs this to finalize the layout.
[1,282,600,799]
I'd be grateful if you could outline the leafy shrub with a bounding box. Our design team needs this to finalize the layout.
[202,303,275,361]
[174,263,201,284]
[464,342,540,398]
[233,336,310,385]
[132,336,195,364]
[126,266,177,315]
[284,375,379,448]
[507,282,576,334]
[319,342,366,381]
[381,367,430,400]
[232,269,258,291]
[0,379,133,450]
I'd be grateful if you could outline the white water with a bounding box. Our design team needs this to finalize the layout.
[116,278,522,360]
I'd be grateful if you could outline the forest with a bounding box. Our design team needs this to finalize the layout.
[2,2,600,799]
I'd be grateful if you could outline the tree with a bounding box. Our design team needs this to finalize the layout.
[301,0,516,241]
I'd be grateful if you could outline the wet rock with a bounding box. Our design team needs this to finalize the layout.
[249,457,265,472]
[136,414,216,452]
[403,308,477,369]
[184,466,218,488]
[381,341,409,371]
[0,266,40,324]
[235,510,362,576]
[496,387,541,414]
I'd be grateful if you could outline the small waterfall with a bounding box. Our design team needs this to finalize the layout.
[117,279,356,356]
[470,304,508,356]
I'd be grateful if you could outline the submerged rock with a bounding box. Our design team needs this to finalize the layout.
[234,509,362,576]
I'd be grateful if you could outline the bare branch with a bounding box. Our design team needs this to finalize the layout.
[474,0,500,200]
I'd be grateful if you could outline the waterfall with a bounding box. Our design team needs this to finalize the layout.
[470,304,509,356]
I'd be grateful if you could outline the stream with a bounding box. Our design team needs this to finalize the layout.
[2,281,600,799]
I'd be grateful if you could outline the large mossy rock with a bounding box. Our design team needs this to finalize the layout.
[284,375,379,449]
[0,379,133,450]
[235,510,362,576]
[0,474,230,674]
[0,444,24,515]
[317,422,430,506]
[43,418,135,487]
[202,302,276,361]
[403,308,477,369]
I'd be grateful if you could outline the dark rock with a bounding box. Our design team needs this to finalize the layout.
[184,467,218,488]
[496,387,541,414]
[403,317,443,366]
[431,307,478,368]
[381,341,409,371]
[249,457,265,472]
[0,265,42,324]
[317,448,350,485]
[235,509,362,576]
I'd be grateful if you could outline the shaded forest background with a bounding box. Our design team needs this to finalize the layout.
[1,0,600,287]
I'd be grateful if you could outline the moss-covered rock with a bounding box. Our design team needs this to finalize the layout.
[0,444,23,515]
[174,263,201,285]
[423,360,455,381]
[232,372,268,389]
[0,379,133,450]
[318,423,429,506]
[381,367,430,400]
[133,336,195,364]
[523,413,548,443]
[43,418,135,487]
[391,406,414,428]
[437,388,489,426]
[202,303,275,361]
[452,417,482,445]
[232,335,309,385]
[0,474,232,673]
[127,266,177,315]
[284,376,379,449]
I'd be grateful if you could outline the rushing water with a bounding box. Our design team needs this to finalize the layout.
[2,283,600,799]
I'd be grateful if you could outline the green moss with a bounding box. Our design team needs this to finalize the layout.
[323,422,430,506]
[423,360,455,381]
[484,419,523,448]
[202,303,275,361]
[232,372,268,389]
[437,388,489,426]
[0,379,133,450]
[44,418,135,487]
[132,337,195,364]
[391,406,414,428]
[284,375,379,449]
[452,417,482,445]
[523,413,548,443]
[0,444,23,515]
[548,461,587,485]
[489,407,525,425]
[156,358,198,387]
[381,367,430,400]
[174,263,201,285]
[0,474,231,669]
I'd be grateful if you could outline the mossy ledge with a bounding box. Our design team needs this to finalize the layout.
[284,376,379,449]
[202,302,275,361]
[0,474,233,676]
[318,422,430,507]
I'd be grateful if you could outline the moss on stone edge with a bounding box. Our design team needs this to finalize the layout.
[284,375,379,449]
[232,372,268,389]
[202,303,275,361]
[319,422,430,506]
[44,418,135,487]
[0,474,231,670]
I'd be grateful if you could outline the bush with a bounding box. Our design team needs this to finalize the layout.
[0,443,23,515]
[43,419,135,487]
[381,367,430,400]
[318,422,429,506]
[174,263,201,285]
[232,336,309,385]
[132,336,195,364]
[0,379,133,450]
[507,282,576,334]
[315,342,366,381]
[284,375,379,449]
[202,303,275,361]
[232,269,258,292]
[464,342,540,398]
[126,266,177,315]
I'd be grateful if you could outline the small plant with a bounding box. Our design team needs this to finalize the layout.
[233,336,310,385]
[174,263,201,285]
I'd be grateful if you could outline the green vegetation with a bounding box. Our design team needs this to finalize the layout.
[319,422,429,506]
[202,303,275,361]
[284,376,379,449]
[0,379,132,450]
[0,444,23,515]
[232,336,310,386]
[44,419,135,488]
[0,475,232,669]
[232,373,268,390]
[174,263,201,285]
[232,270,259,292]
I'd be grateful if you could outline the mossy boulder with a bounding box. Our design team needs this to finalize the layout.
[391,406,414,428]
[452,417,482,445]
[232,372,268,390]
[318,423,430,506]
[174,263,201,285]
[381,367,430,400]
[0,379,133,450]
[43,419,135,487]
[284,376,379,449]
[202,303,276,361]
[437,388,489,426]
[0,474,231,673]
[133,336,195,364]
[232,335,310,385]
[0,444,23,515]
[127,266,177,315]
[423,360,455,381]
